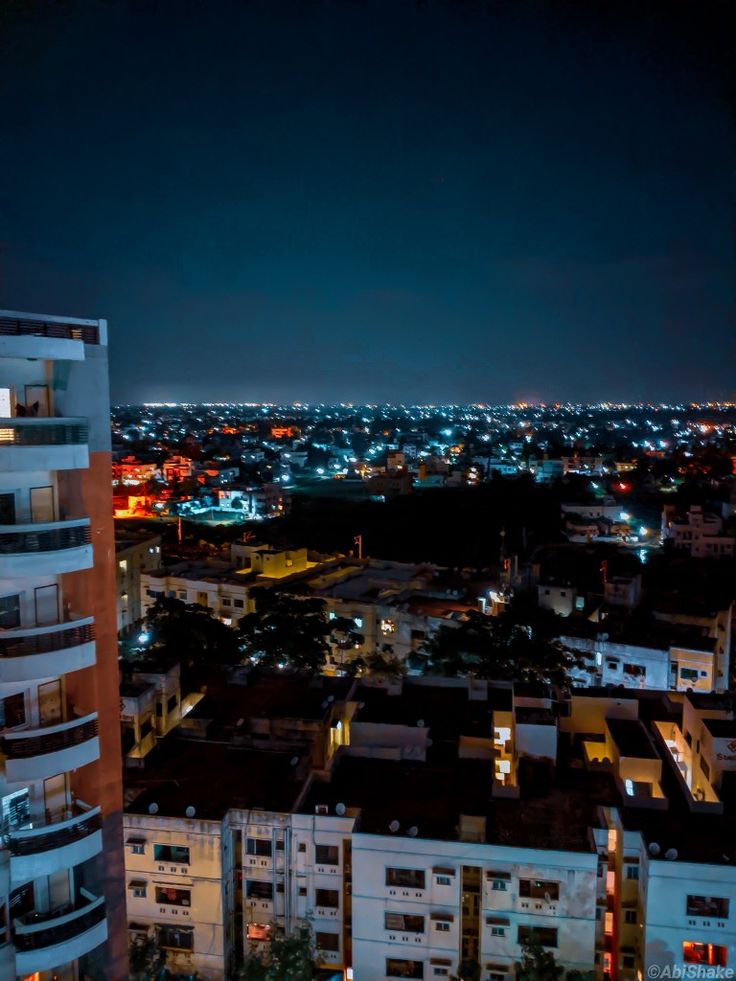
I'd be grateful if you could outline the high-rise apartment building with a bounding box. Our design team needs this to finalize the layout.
[0,310,125,979]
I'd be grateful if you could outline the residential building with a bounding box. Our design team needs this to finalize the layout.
[0,309,126,979]
[661,505,735,559]
[115,525,162,634]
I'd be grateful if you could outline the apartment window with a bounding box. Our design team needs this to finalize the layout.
[233,599,245,609]
[687,897,729,919]
[167,694,177,713]
[518,926,558,949]
[623,664,645,677]
[298,842,307,853]
[298,886,307,897]
[490,879,508,891]
[316,931,340,951]
[222,598,232,606]
[0,594,21,629]
[246,838,272,858]
[519,879,560,901]
[276,883,284,894]
[624,910,637,924]
[246,880,273,900]
[154,844,190,865]
[683,943,727,967]
[625,866,639,881]
[684,730,692,747]
[680,668,699,682]
[386,867,426,890]
[315,889,339,909]
[315,844,339,865]
[436,876,452,886]
[491,926,506,937]
[247,922,271,941]
[155,887,191,907]
[127,838,146,856]
[622,956,636,969]
[435,922,450,932]
[128,881,147,899]
[157,925,193,951]
[385,912,425,933]
[700,756,711,781]
[0,693,26,730]
[386,959,424,979]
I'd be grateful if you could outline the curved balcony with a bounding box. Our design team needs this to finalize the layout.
[0,518,92,577]
[0,417,89,471]
[0,618,95,684]
[14,889,107,975]
[2,713,99,783]
[9,803,103,885]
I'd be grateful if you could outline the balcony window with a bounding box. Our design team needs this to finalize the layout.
[153,843,190,865]
[518,926,558,949]
[385,912,425,933]
[683,943,727,967]
[0,593,20,628]
[155,887,190,907]
[157,925,193,951]
[386,867,425,889]
[0,692,26,730]
[316,931,340,951]
[246,838,272,858]
[246,880,273,901]
[519,879,560,901]
[687,897,729,919]
[315,844,339,865]
[315,889,339,909]
[247,923,271,941]
[386,959,424,979]
[1,787,30,833]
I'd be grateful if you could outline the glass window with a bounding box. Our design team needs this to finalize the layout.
[518,926,558,948]
[316,931,340,951]
[246,880,273,900]
[157,925,193,951]
[519,879,560,901]
[682,943,727,967]
[0,692,26,730]
[0,594,20,629]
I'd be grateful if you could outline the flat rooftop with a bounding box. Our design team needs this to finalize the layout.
[353,681,496,741]
[607,718,658,760]
[125,737,307,820]
[703,717,736,738]
[301,753,612,852]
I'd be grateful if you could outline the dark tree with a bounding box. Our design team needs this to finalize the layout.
[144,595,241,666]
[238,589,330,673]
[516,941,565,981]
[238,921,316,980]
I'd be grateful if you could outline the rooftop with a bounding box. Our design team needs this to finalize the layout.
[125,737,307,820]
[607,718,659,760]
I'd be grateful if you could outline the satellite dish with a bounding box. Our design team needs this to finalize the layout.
[185,806,196,818]
[335,802,346,816]
[327,695,335,703]
[648,842,661,857]
[389,820,400,833]
[408,826,418,837]
[290,756,299,766]
[417,719,425,728]
[236,718,245,727]
[321,700,329,709]
[665,848,678,861]
[148,803,159,815]
[358,702,365,709]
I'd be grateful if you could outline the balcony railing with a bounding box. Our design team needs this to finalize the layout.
[2,713,99,760]
[8,805,102,857]
[13,890,106,952]
[0,418,89,446]
[0,315,99,345]
[0,519,91,555]
[0,619,95,659]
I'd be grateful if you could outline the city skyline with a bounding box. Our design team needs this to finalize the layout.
[1,0,734,405]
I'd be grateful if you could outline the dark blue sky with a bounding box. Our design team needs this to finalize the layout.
[1,0,734,404]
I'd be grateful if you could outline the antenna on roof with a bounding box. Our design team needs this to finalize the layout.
[665,848,678,861]
[648,842,661,857]
[389,820,400,833]
[185,806,196,818]
[148,803,159,815]
[407,826,418,837]
[335,802,346,817]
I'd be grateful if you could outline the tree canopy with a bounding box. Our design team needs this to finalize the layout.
[238,921,316,980]
[238,589,331,673]
[143,595,241,666]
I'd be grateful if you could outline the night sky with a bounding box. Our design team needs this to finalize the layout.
[1,0,734,405]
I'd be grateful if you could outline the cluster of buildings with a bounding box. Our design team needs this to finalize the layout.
[2,306,735,981]
[119,667,736,981]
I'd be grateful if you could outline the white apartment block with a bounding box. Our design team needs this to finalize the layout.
[662,505,735,559]
[0,311,125,979]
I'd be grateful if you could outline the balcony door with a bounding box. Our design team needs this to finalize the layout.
[43,773,68,823]
[35,584,59,626]
[38,679,62,726]
[30,486,55,524]
[0,493,15,524]
[23,384,49,417]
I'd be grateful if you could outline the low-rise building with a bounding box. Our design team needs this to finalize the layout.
[662,505,735,559]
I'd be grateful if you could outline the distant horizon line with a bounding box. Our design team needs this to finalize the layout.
[111,399,736,410]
